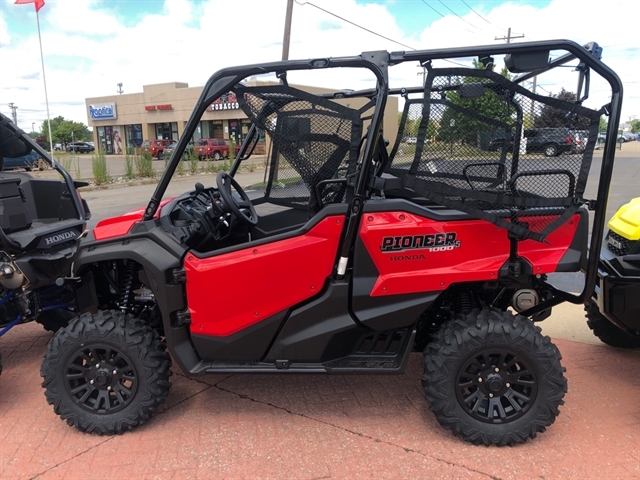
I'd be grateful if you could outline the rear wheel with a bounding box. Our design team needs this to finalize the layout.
[544,144,558,157]
[585,301,640,348]
[422,309,567,446]
[214,152,221,161]
[41,310,172,434]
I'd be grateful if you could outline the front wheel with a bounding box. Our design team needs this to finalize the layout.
[422,309,567,446]
[214,152,221,161]
[41,310,172,434]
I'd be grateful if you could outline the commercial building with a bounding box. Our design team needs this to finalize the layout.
[85,81,398,155]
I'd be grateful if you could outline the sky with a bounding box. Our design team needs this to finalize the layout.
[0,0,638,131]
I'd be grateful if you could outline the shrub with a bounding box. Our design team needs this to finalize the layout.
[124,153,135,180]
[136,152,155,178]
[91,152,110,185]
[189,154,199,175]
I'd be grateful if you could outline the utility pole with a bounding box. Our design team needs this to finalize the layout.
[8,102,18,125]
[117,83,124,94]
[281,0,294,61]
[495,27,524,44]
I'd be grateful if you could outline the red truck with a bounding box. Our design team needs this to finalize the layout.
[195,138,229,160]
[141,139,175,159]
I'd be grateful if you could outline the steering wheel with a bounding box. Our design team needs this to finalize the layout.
[216,172,259,226]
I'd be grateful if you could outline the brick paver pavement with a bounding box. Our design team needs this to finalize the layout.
[1,321,639,479]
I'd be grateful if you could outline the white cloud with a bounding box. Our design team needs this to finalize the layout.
[0,13,10,47]
[0,0,638,129]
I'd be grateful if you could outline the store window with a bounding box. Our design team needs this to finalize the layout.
[96,126,115,154]
[155,122,178,141]
[125,124,143,153]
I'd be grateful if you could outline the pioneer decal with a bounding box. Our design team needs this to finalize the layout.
[44,230,77,246]
[381,232,461,253]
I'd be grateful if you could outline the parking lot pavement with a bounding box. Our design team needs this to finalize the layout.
[1,302,639,479]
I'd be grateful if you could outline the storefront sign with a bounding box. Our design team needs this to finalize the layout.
[208,92,239,111]
[89,102,117,120]
[209,102,239,111]
[145,105,157,111]
[157,104,173,110]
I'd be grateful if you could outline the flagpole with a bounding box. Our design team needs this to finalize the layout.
[35,7,55,163]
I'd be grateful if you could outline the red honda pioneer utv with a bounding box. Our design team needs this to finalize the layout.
[40,39,623,446]
[0,115,90,375]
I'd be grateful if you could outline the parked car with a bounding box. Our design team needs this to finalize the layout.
[487,136,514,152]
[160,141,195,160]
[1,151,43,171]
[196,138,229,160]
[523,128,575,156]
[66,142,95,153]
[141,139,175,159]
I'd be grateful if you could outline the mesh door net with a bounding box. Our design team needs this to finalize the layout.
[386,67,600,242]
[237,85,364,216]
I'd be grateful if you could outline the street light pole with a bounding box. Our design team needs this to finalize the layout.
[32,122,35,134]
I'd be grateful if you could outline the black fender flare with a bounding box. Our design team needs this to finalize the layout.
[73,235,202,373]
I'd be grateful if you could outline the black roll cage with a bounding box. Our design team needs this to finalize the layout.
[147,39,623,314]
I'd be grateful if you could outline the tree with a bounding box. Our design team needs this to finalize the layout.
[630,118,640,133]
[41,116,91,146]
[438,61,514,147]
[535,88,590,130]
[599,116,608,132]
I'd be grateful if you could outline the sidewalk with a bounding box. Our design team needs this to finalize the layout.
[1,302,638,479]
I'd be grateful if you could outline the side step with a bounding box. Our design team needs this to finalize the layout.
[201,328,416,375]
[323,328,415,373]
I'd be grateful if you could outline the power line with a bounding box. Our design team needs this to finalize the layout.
[459,0,507,32]
[437,0,480,30]
[294,1,469,67]
[420,0,445,18]
[421,0,476,34]
[294,0,415,51]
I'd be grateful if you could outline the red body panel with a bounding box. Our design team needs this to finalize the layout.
[185,216,345,337]
[359,212,581,297]
[518,216,580,274]
[93,199,173,241]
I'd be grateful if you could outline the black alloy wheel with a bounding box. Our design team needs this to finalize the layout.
[41,310,172,434]
[454,348,537,424]
[422,309,567,446]
[63,342,139,414]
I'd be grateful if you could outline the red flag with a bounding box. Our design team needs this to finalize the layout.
[15,0,45,13]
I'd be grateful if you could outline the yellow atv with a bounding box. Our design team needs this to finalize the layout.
[587,198,640,347]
